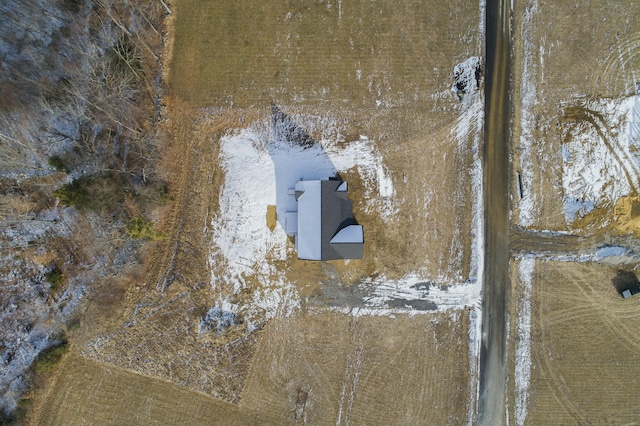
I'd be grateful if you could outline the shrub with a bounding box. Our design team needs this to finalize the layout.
[35,340,69,374]
[125,216,165,241]
[47,155,69,173]
[53,173,130,212]
[45,267,64,291]
[53,179,92,210]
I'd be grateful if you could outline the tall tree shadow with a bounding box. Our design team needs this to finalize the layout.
[266,105,341,231]
[270,104,316,149]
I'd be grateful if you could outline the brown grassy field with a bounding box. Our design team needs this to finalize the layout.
[170,0,484,284]
[511,0,640,231]
[28,0,483,423]
[33,311,471,425]
[30,354,257,425]
[507,260,640,425]
[241,311,471,425]
[170,0,481,110]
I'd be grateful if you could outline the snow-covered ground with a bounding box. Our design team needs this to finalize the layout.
[208,115,397,325]
[359,273,481,311]
[518,16,640,229]
[514,257,534,426]
[562,96,638,222]
[211,122,395,280]
[517,90,639,225]
[516,0,540,228]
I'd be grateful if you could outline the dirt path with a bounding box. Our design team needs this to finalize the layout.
[510,227,640,256]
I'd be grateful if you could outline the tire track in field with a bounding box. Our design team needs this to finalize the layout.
[336,317,364,426]
[532,264,592,425]
[562,267,640,356]
[531,262,640,425]
[593,32,640,97]
[556,265,640,356]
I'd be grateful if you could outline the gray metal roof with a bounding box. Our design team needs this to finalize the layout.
[320,179,364,260]
[294,179,364,261]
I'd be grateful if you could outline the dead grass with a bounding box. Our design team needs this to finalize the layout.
[34,311,471,425]
[511,260,640,425]
[240,311,471,425]
[170,0,481,110]
[30,354,257,426]
[169,0,482,284]
[510,0,640,230]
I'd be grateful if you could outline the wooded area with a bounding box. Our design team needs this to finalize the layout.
[0,0,167,420]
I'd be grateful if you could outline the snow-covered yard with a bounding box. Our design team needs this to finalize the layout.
[208,93,484,319]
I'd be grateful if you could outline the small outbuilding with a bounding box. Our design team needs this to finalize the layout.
[285,178,364,261]
[621,286,640,299]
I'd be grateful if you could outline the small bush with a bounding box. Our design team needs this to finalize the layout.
[47,155,69,173]
[125,216,165,241]
[35,341,69,374]
[53,173,130,212]
[60,0,82,13]
[157,183,172,202]
[53,179,92,210]
[45,267,64,291]
[0,398,32,425]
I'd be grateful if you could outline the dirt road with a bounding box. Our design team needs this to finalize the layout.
[511,228,640,258]
[477,0,510,424]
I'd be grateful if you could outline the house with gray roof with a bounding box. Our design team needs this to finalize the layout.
[285,178,364,260]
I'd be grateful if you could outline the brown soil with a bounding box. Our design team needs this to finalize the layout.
[512,260,640,425]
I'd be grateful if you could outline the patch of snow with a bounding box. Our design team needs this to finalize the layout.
[595,245,627,259]
[561,144,572,162]
[562,96,636,222]
[247,279,301,322]
[376,163,394,198]
[527,244,640,265]
[452,57,481,100]
[2,207,77,248]
[0,325,57,415]
[361,273,481,311]
[452,78,484,284]
[199,302,238,335]
[630,84,640,149]
[467,3,486,421]
[514,257,534,426]
[517,0,540,227]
